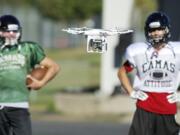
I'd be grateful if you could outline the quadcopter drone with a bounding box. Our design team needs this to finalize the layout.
[62,27,133,53]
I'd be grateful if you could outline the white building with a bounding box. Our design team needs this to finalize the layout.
[100,0,134,96]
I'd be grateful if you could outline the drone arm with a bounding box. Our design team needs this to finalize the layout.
[62,29,85,35]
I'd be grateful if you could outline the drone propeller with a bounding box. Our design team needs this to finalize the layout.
[62,28,85,34]
[116,29,133,34]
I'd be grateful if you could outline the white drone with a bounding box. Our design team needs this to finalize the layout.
[62,27,133,53]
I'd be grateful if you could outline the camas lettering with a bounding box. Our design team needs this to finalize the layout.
[142,60,175,73]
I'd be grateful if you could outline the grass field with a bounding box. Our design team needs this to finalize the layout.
[42,46,101,93]
[30,46,101,112]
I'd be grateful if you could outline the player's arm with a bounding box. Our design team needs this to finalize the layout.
[39,57,60,85]
[117,61,134,95]
[28,57,60,90]
[118,61,148,100]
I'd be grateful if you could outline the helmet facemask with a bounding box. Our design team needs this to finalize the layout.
[148,27,169,46]
[2,24,21,46]
[0,15,21,47]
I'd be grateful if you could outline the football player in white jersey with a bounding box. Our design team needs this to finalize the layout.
[118,12,180,135]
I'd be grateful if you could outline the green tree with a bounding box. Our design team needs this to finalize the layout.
[34,0,102,21]
[0,0,31,6]
[0,0,102,21]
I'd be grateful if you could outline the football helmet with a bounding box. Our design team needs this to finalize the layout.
[144,12,171,45]
[0,15,21,46]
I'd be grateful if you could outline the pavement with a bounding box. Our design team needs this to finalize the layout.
[32,120,130,135]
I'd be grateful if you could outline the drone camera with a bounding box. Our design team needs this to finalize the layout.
[87,38,107,53]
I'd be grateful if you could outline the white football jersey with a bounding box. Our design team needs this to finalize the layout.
[125,41,180,93]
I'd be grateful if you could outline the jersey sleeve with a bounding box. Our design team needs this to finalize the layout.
[123,60,134,72]
[29,42,46,67]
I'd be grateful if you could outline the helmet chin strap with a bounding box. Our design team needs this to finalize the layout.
[153,43,165,49]
[5,38,18,46]
[151,40,166,50]
[1,32,20,49]
[153,36,163,42]
[148,33,166,48]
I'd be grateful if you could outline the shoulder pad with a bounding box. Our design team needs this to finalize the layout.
[19,41,39,47]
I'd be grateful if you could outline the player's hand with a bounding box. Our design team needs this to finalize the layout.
[167,92,180,103]
[130,90,148,101]
[26,75,44,90]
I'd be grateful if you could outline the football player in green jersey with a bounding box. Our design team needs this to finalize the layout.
[0,15,60,135]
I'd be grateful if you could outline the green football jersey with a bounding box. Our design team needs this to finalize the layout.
[0,41,45,102]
